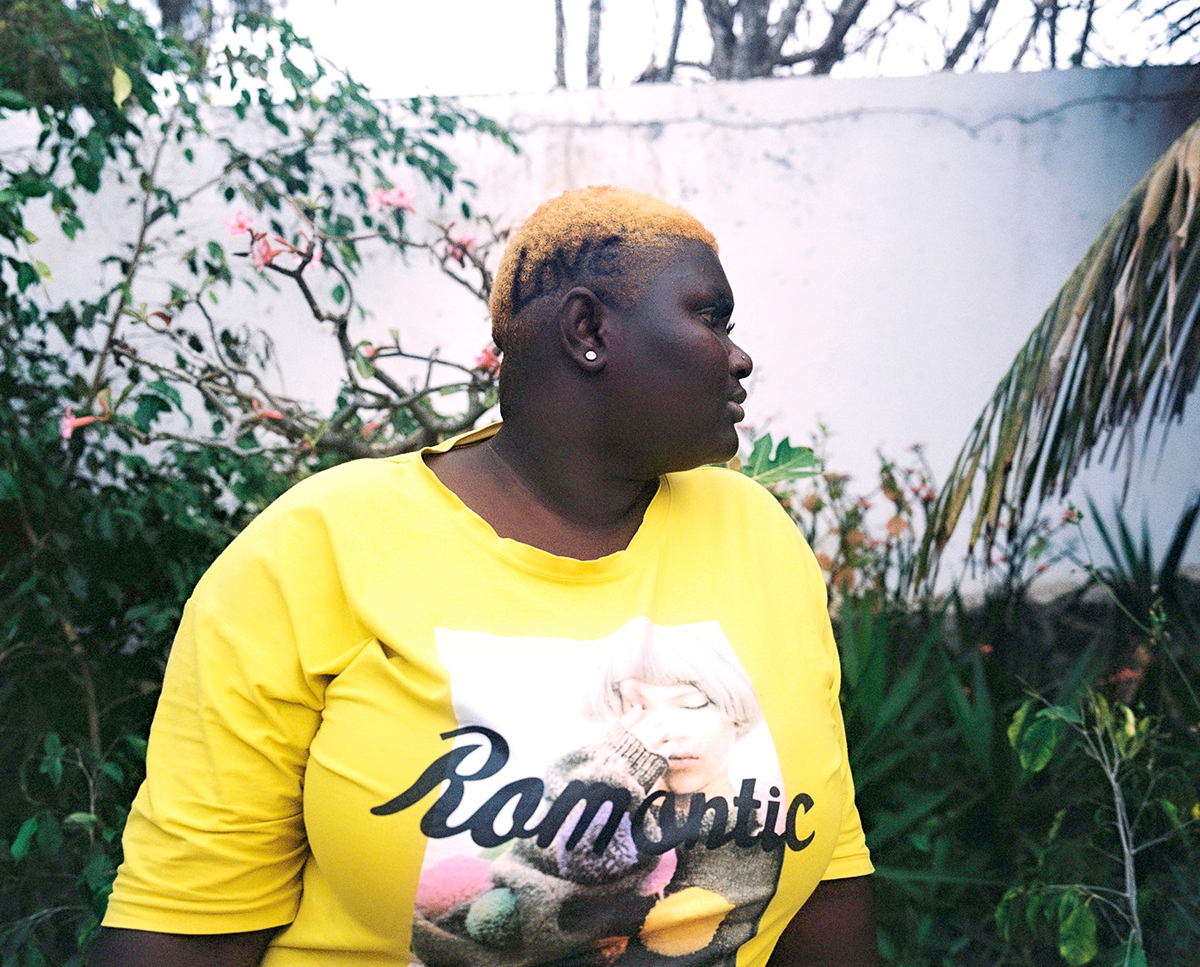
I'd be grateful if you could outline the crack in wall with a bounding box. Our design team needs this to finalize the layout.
[503,88,1199,140]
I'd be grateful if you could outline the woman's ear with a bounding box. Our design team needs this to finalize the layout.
[558,286,607,372]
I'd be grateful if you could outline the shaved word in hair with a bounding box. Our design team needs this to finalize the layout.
[489,186,718,354]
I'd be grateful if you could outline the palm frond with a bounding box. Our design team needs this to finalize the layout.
[915,117,1200,591]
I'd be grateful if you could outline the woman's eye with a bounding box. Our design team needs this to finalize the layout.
[699,308,734,334]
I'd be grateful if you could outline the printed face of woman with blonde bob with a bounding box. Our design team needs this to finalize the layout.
[616,678,740,798]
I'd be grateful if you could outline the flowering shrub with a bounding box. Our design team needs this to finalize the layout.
[777,425,939,605]
[0,4,514,962]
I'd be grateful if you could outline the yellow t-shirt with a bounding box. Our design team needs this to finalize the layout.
[104,425,872,967]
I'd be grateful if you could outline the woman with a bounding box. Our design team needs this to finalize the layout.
[91,186,877,966]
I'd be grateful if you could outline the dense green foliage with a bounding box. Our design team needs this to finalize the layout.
[779,453,1200,967]
[0,3,510,962]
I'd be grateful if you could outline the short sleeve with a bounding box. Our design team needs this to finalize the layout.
[103,596,322,933]
[801,539,874,881]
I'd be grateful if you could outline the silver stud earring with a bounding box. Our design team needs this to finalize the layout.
[584,350,598,361]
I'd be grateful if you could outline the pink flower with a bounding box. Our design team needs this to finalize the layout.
[383,187,415,212]
[251,236,287,271]
[60,408,100,440]
[251,398,283,421]
[361,344,379,359]
[1062,506,1082,525]
[224,211,254,236]
[447,234,477,265]
[60,394,110,439]
[367,186,415,215]
[473,343,501,377]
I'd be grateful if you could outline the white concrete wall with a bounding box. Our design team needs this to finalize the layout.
[405,66,1200,570]
[21,65,1200,570]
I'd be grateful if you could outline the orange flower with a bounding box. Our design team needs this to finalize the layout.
[842,528,866,549]
[815,552,835,572]
[832,567,856,593]
[886,515,909,538]
[801,493,823,513]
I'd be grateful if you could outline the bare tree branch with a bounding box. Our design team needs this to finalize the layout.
[809,0,871,74]
[1072,0,1097,65]
[587,0,602,87]
[1047,0,1059,67]
[769,0,808,61]
[1011,0,1046,68]
[944,0,1003,69]
[665,0,687,80]
[555,0,567,88]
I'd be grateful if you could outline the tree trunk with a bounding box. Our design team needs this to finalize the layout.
[733,0,771,78]
[587,0,602,87]
[555,0,567,88]
[699,0,736,79]
[156,0,192,29]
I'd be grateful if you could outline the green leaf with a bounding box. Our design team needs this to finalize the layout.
[147,379,183,409]
[1160,798,1181,828]
[0,87,32,111]
[63,812,99,828]
[112,67,133,108]
[331,283,345,305]
[354,351,375,379]
[1007,699,1033,749]
[15,261,39,291]
[1057,898,1098,966]
[35,259,53,280]
[1017,716,1066,772]
[740,435,820,487]
[10,816,38,860]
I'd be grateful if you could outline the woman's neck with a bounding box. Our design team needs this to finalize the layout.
[425,424,658,560]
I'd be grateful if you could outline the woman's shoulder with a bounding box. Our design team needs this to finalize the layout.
[193,454,430,595]
[666,464,791,518]
[232,452,429,537]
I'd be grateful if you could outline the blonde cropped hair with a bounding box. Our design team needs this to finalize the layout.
[490,186,717,353]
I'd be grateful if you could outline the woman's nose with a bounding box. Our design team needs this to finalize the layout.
[730,343,753,379]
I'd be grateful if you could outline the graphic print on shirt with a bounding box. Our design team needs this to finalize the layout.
[372,617,814,967]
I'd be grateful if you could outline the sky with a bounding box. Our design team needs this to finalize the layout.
[275,0,1195,99]
[281,0,699,97]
